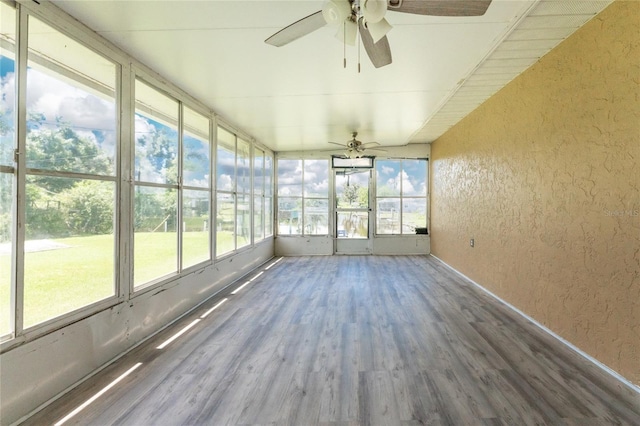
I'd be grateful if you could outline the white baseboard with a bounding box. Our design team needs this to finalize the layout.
[429,254,640,395]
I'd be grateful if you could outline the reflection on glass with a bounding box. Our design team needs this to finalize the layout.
[336,171,369,209]
[0,3,16,168]
[402,198,426,234]
[337,212,368,238]
[237,138,251,194]
[265,156,273,196]
[277,159,302,197]
[134,186,177,287]
[304,159,329,197]
[216,192,235,257]
[0,173,13,335]
[254,150,264,195]
[278,197,301,235]
[26,18,116,176]
[376,160,401,196]
[135,81,178,185]
[305,199,329,235]
[236,194,250,249]
[216,128,235,191]
[0,2,15,336]
[377,198,401,234]
[265,196,273,237]
[402,159,427,196]
[183,107,210,188]
[183,189,210,268]
[254,195,263,241]
[264,155,274,237]
[24,178,115,327]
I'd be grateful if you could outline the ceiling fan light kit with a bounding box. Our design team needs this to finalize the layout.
[366,17,392,43]
[322,0,352,25]
[265,0,492,69]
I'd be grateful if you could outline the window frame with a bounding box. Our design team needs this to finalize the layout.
[276,157,330,237]
[374,158,429,236]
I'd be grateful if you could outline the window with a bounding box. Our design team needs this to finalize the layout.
[134,79,178,287]
[216,127,236,257]
[277,159,329,235]
[236,138,251,249]
[264,154,273,237]
[376,159,428,235]
[0,1,16,337]
[182,107,211,268]
[253,148,274,241]
[23,16,117,327]
[254,148,264,240]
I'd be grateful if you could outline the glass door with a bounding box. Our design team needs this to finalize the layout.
[334,169,371,254]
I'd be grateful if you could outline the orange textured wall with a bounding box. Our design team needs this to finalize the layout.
[430,0,639,384]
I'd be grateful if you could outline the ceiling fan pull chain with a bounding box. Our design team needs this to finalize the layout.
[357,20,361,73]
[343,20,347,68]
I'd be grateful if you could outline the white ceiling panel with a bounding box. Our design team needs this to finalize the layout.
[51,0,613,150]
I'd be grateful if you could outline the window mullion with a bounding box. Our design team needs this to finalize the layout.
[177,103,183,272]
[12,3,29,337]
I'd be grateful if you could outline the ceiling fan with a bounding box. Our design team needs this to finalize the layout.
[265,0,492,69]
[328,132,387,158]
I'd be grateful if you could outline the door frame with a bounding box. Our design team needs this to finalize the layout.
[333,168,372,254]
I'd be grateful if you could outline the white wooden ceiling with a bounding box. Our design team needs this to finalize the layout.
[52,0,612,152]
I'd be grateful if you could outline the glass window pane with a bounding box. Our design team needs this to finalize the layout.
[264,155,273,196]
[237,138,251,194]
[337,211,368,238]
[26,18,116,176]
[336,171,368,209]
[24,178,115,327]
[0,2,15,337]
[377,198,401,234]
[134,186,177,287]
[376,160,401,196]
[183,189,210,268]
[216,192,235,257]
[304,159,329,197]
[402,159,427,196]
[254,149,264,195]
[216,127,236,191]
[1,2,16,168]
[277,159,302,197]
[254,195,263,241]
[402,198,426,234]
[278,197,301,235]
[237,194,250,248]
[304,199,329,235]
[265,197,273,237]
[0,172,13,335]
[183,107,210,188]
[135,80,178,185]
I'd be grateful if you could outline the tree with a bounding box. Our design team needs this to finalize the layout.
[22,116,114,237]
[26,116,113,192]
[60,180,114,235]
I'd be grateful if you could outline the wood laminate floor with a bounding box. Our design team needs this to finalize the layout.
[23,256,640,425]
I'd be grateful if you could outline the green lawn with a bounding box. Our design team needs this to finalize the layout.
[0,231,234,333]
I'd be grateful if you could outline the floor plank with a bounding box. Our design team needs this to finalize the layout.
[22,256,640,426]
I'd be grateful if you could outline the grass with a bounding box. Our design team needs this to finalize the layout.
[0,231,234,333]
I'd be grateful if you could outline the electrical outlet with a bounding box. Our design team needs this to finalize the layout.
[470,238,475,248]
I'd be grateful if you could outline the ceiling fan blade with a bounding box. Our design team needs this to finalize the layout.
[366,148,387,153]
[265,11,326,47]
[362,141,380,147]
[328,141,346,147]
[358,19,392,68]
[387,0,492,16]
